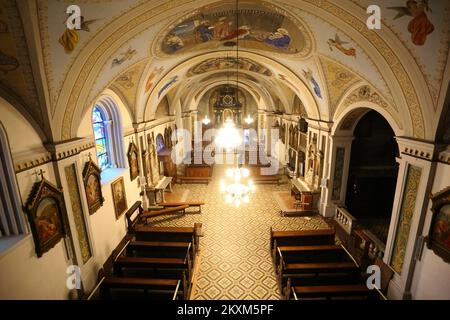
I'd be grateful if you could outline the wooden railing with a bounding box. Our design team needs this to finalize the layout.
[363,229,386,260]
[334,206,356,235]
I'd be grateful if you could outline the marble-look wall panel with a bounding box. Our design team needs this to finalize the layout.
[331,147,345,200]
[65,164,92,264]
[390,165,422,274]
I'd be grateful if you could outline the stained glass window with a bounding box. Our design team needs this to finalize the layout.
[92,106,111,170]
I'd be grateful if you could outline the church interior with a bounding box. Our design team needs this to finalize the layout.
[0,0,449,301]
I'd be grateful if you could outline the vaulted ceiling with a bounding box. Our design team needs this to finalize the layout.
[0,0,449,142]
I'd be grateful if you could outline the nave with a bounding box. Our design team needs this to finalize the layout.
[0,0,449,301]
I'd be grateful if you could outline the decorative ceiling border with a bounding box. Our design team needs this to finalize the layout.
[302,0,424,139]
[286,5,395,106]
[349,0,450,108]
[36,0,149,116]
[60,0,193,140]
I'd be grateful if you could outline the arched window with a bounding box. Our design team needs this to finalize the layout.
[0,123,27,247]
[92,106,111,170]
[91,97,126,172]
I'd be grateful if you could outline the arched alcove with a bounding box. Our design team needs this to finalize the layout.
[344,110,399,244]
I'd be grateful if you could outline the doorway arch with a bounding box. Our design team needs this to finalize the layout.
[344,110,399,244]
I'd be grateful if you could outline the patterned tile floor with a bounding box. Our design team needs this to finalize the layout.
[150,165,329,300]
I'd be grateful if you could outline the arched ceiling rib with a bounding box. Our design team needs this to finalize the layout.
[3,0,447,142]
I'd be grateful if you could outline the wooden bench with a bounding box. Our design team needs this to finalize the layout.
[178,165,213,184]
[246,165,281,185]
[270,228,336,259]
[125,240,194,268]
[283,272,362,300]
[178,176,211,184]
[291,284,376,300]
[159,201,205,213]
[141,205,189,219]
[275,245,347,269]
[99,276,183,300]
[114,256,191,283]
[133,226,198,254]
[253,176,281,185]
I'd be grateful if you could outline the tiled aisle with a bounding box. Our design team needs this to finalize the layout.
[150,165,329,300]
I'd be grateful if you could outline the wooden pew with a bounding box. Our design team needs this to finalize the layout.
[270,228,336,259]
[179,176,212,184]
[140,205,189,219]
[133,226,198,253]
[126,240,194,269]
[114,256,192,283]
[108,239,193,299]
[290,284,376,300]
[159,201,205,213]
[284,273,362,299]
[246,165,281,185]
[274,245,346,269]
[99,276,183,300]
[179,164,213,184]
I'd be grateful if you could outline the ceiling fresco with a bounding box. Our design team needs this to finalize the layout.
[1,0,448,142]
[155,2,313,57]
[109,59,147,112]
[352,0,450,105]
[187,57,272,77]
[0,1,46,137]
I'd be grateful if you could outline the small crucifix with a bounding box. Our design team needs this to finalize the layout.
[32,169,46,181]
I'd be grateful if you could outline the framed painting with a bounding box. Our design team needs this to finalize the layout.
[127,142,140,181]
[23,178,66,258]
[426,186,450,263]
[82,159,104,215]
[111,177,127,219]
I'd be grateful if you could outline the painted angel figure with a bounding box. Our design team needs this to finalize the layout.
[388,0,434,46]
[327,34,356,58]
[111,47,137,67]
[302,68,322,99]
[59,15,98,54]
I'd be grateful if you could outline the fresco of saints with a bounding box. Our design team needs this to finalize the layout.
[195,20,214,43]
[165,33,184,52]
[264,28,291,48]
[213,17,232,39]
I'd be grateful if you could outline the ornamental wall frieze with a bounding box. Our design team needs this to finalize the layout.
[339,85,403,132]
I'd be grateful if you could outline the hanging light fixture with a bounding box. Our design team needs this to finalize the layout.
[216,118,242,151]
[220,167,256,207]
[202,115,211,125]
[244,114,254,125]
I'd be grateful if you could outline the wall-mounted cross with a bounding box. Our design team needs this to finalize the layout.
[32,169,46,181]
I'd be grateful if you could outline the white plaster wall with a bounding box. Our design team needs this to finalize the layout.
[0,97,43,153]
[0,95,145,299]
[0,162,72,299]
[410,162,450,300]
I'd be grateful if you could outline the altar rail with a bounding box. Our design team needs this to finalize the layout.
[334,206,356,235]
